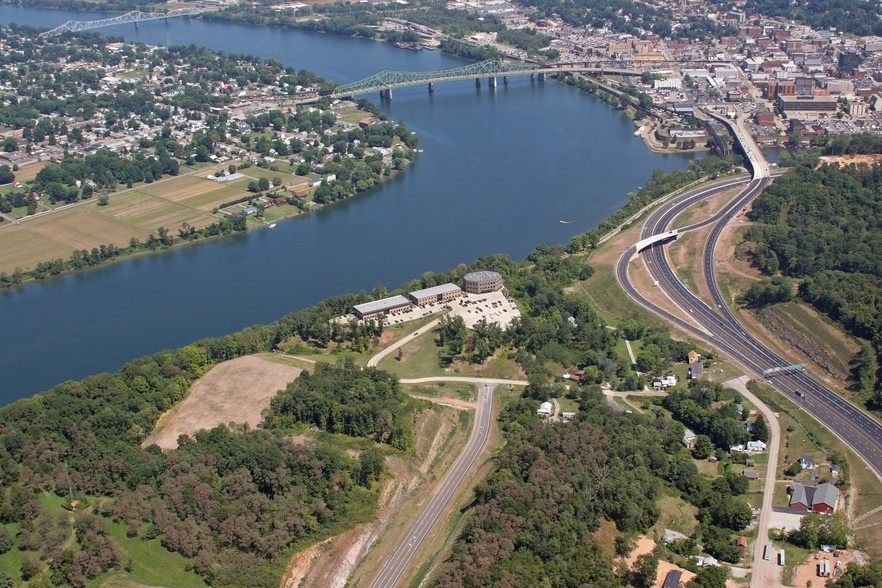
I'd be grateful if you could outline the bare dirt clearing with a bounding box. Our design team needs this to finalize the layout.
[144,354,301,450]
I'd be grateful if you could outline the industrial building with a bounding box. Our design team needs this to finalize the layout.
[409,283,462,306]
[353,295,411,320]
[463,270,504,294]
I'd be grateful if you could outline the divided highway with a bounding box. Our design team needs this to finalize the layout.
[616,119,882,484]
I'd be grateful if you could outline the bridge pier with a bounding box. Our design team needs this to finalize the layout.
[537,72,546,82]
[503,76,508,85]
[488,76,497,88]
[379,88,392,101]
[530,73,535,81]
[428,82,434,93]
[475,78,481,87]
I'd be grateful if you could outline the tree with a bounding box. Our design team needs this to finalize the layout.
[247,180,259,193]
[0,526,11,554]
[258,176,270,191]
[631,552,658,588]
[637,343,667,374]
[688,565,729,588]
[0,571,12,588]
[21,555,40,580]
[2,137,16,153]
[752,415,770,443]
[693,434,714,459]
[0,165,13,185]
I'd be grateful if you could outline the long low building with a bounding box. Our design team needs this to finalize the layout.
[409,283,462,306]
[353,295,411,320]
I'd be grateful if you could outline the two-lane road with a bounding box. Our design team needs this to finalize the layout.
[370,380,498,588]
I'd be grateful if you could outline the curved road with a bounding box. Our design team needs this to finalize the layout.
[617,115,882,586]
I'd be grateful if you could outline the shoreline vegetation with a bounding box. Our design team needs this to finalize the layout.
[0,15,705,291]
[0,161,752,586]
[0,28,418,290]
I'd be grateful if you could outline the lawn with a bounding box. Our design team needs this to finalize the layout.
[403,382,476,401]
[97,517,208,588]
[651,494,699,537]
[378,330,444,378]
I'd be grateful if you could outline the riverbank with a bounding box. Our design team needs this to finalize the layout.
[0,28,418,289]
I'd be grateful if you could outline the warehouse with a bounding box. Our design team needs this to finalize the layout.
[409,283,462,306]
[463,270,504,294]
[353,295,412,320]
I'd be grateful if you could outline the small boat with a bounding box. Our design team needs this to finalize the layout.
[268,223,277,228]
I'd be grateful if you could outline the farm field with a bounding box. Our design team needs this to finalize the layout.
[0,165,308,274]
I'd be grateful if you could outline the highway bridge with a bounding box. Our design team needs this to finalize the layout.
[633,230,678,253]
[331,59,645,99]
[618,112,882,586]
[38,7,211,38]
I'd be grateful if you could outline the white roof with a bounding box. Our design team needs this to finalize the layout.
[464,270,502,283]
[410,283,461,299]
[353,295,410,315]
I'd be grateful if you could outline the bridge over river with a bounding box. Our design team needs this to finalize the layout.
[330,59,647,99]
[38,6,213,38]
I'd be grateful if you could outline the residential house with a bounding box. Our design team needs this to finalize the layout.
[735,537,749,559]
[662,570,683,588]
[537,401,553,418]
[741,469,760,481]
[682,428,698,449]
[689,362,704,379]
[747,440,767,453]
[800,456,816,470]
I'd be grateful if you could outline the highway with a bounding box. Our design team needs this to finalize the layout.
[616,115,882,582]
[369,380,497,588]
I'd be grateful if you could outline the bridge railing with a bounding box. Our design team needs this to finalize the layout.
[39,7,207,38]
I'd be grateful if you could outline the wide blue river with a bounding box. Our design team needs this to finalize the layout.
[0,5,695,400]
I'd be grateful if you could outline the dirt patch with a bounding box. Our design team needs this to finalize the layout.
[624,536,657,567]
[144,354,301,450]
[819,154,882,168]
[656,560,696,587]
[282,406,468,588]
[790,550,855,587]
[754,305,855,382]
[408,394,476,411]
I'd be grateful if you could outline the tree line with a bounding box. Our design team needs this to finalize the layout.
[0,293,430,585]
[745,161,882,404]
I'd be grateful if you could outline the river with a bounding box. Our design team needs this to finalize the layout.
[0,5,696,401]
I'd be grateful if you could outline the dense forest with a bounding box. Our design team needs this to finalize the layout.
[745,162,882,403]
[264,360,416,451]
[0,292,424,586]
[434,386,751,586]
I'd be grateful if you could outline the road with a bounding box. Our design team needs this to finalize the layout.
[366,318,442,367]
[727,377,782,588]
[369,379,498,588]
[617,114,882,586]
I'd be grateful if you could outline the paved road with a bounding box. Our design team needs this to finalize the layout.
[366,318,442,368]
[619,175,882,480]
[617,116,882,587]
[726,377,782,588]
[370,380,497,588]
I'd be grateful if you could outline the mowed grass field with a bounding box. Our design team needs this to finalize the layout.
[0,171,260,274]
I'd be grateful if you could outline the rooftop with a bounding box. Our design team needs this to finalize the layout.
[464,270,502,283]
[353,295,411,315]
[409,283,461,299]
